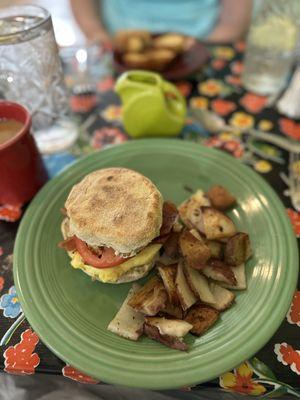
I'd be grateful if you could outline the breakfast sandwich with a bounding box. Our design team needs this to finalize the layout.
[59,168,177,284]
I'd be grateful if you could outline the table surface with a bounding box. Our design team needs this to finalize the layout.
[0,42,299,396]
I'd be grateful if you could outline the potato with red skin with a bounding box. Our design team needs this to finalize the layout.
[206,185,236,211]
[144,323,188,351]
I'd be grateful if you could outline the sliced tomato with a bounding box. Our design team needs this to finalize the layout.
[74,237,125,268]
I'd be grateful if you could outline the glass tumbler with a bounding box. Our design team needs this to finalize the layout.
[242,0,298,95]
[0,5,78,153]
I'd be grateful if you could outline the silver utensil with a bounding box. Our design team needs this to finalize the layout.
[190,108,300,153]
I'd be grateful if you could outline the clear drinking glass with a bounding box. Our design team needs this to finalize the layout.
[242,0,299,95]
[0,5,78,153]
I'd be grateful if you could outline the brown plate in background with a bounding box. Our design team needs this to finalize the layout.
[113,38,210,81]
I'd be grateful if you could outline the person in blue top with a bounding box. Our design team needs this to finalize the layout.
[70,0,253,45]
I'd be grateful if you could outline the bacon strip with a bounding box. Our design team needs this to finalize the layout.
[60,207,67,216]
[160,202,178,236]
[58,236,76,251]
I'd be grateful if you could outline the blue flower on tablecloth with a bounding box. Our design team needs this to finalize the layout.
[43,152,77,178]
[0,286,22,318]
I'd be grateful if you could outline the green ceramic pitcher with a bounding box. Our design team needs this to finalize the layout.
[115,70,186,138]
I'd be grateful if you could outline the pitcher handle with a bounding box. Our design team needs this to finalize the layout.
[161,80,186,117]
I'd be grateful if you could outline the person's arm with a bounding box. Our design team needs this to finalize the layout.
[206,0,253,43]
[69,0,111,44]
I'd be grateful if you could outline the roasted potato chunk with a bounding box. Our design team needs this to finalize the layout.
[158,263,179,305]
[202,259,237,286]
[220,263,247,290]
[179,230,211,269]
[128,276,167,316]
[107,284,144,341]
[200,207,236,240]
[183,263,215,304]
[184,304,219,336]
[175,262,197,311]
[209,283,235,311]
[144,322,188,351]
[159,300,183,319]
[178,200,194,229]
[145,317,192,337]
[224,233,252,266]
[206,240,224,259]
[178,190,210,229]
[206,185,236,211]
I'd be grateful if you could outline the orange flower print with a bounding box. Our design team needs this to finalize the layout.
[240,93,267,114]
[211,58,227,70]
[235,41,246,52]
[204,136,244,158]
[62,365,100,384]
[4,329,40,375]
[274,343,300,375]
[287,290,300,326]
[101,105,122,122]
[91,127,128,149]
[230,60,244,75]
[211,99,236,116]
[219,362,266,396]
[0,276,4,292]
[226,75,242,86]
[279,118,300,140]
[189,96,209,110]
[97,76,115,92]
[287,208,300,237]
[70,94,97,113]
[198,79,223,97]
[229,112,254,130]
[0,204,22,222]
[175,81,192,97]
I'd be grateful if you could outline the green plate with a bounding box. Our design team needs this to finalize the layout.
[14,139,298,389]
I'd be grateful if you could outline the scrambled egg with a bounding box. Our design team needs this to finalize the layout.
[69,244,161,283]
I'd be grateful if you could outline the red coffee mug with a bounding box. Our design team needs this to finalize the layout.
[0,101,48,205]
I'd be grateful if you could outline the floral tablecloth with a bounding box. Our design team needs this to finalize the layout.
[0,42,299,397]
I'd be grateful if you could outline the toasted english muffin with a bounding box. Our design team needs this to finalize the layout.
[65,168,163,254]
